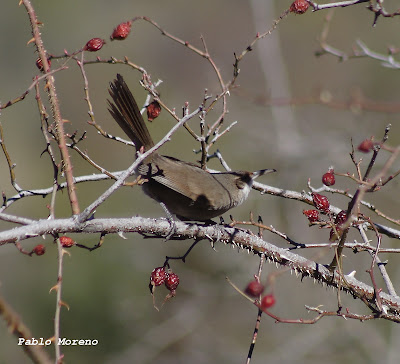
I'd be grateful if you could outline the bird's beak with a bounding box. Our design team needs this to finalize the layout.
[252,169,276,179]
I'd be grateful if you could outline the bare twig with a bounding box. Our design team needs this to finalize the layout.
[35,82,59,218]
[0,122,23,192]
[52,237,65,363]
[0,67,68,110]
[359,223,397,297]
[245,218,266,364]
[308,0,370,11]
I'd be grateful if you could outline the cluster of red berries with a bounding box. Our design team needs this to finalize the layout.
[304,169,335,218]
[36,20,133,71]
[303,168,335,222]
[150,266,180,296]
[30,236,76,256]
[35,19,161,121]
[83,20,132,52]
[304,208,348,239]
[245,280,276,310]
[302,166,353,241]
[306,168,335,218]
[304,136,373,227]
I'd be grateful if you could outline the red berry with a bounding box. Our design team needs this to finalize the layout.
[358,139,374,153]
[33,244,46,256]
[335,210,348,225]
[146,100,161,122]
[110,21,132,40]
[36,57,51,72]
[165,272,180,291]
[303,209,320,223]
[290,0,310,14]
[59,236,75,248]
[260,294,276,310]
[322,169,335,186]
[312,193,330,213]
[150,267,167,287]
[245,280,265,297]
[330,210,348,241]
[84,38,105,52]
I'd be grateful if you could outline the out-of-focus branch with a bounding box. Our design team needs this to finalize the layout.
[316,7,400,64]
[0,295,52,364]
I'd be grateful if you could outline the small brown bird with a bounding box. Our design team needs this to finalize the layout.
[108,74,275,221]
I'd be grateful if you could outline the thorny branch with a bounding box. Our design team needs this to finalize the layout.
[1,216,400,319]
[22,0,80,215]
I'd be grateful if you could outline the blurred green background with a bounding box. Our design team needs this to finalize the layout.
[1,0,400,363]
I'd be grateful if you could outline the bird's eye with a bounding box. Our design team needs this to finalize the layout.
[236,179,246,189]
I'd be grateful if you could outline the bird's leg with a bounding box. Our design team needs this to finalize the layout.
[159,202,177,241]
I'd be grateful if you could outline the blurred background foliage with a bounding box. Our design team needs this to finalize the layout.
[1,0,400,363]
